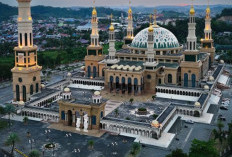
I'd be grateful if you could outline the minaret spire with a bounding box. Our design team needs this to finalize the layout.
[187,0,197,51]
[90,0,99,47]
[153,9,157,26]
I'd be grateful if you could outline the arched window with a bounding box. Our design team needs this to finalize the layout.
[20,33,22,46]
[128,78,132,84]
[134,78,138,85]
[110,76,113,82]
[122,77,125,84]
[168,74,172,84]
[61,111,65,120]
[25,33,28,46]
[36,83,39,93]
[147,75,151,79]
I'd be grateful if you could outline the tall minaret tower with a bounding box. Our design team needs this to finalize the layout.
[85,0,104,78]
[200,1,215,66]
[11,0,42,103]
[106,15,119,65]
[108,15,116,60]
[123,0,134,47]
[144,15,158,70]
[86,0,103,56]
[180,3,202,87]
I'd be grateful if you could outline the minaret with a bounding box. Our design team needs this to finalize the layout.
[85,1,104,78]
[180,3,202,87]
[123,0,134,46]
[106,14,119,65]
[200,1,215,66]
[187,5,197,52]
[11,0,42,103]
[108,15,116,60]
[144,15,158,69]
[86,0,103,56]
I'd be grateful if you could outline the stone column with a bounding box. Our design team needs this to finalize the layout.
[80,115,84,129]
[72,114,76,127]
[138,85,141,95]
[64,113,68,125]
[88,116,92,130]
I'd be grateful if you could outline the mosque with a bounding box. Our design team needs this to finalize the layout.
[10,0,229,143]
[84,3,214,96]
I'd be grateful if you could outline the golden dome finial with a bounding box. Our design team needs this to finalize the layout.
[109,14,114,31]
[206,0,210,14]
[189,0,195,15]
[128,0,132,14]
[148,14,154,32]
[92,0,97,16]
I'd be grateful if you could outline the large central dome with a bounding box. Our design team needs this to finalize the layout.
[131,26,180,49]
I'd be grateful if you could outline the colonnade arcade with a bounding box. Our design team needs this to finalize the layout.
[21,109,59,122]
[101,121,159,139]
[72,78,104,86]
[108,75,144,95]
[155,86,201,97]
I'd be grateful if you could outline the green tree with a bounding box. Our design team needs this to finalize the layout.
[23,116,29,125]
[114,108,119,117]
[29,149,40,157]
[129,98,134,104]
[4,104,15,128]
[88,140,94,150]
[189,139,218,157]
[152,95,156,100]
[166,149,188,157]
[212,120,225,145]
[5,133,20,155]
[130,142,141,156]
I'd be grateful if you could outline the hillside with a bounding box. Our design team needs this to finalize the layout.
[0,2,126,21]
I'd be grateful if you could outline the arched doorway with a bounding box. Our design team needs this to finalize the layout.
[93,66,97,78]
[36,83,39,93]
[110,76,114,92]
[168,74,172,84]
[67,110,72,126]
[184,73,188,87]
[116,76,120,91]
[30,84,33,95]
[128,78,132,94]
[23,85,26,102]
[134,78,138,94]
[16,85,20,101]
[87,66,91,77]
[192,74,196,87]
[122,77,126,94]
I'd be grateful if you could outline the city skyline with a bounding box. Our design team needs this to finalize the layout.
[0,0,231,7]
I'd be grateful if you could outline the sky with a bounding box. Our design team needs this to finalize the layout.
[0,0,231,7]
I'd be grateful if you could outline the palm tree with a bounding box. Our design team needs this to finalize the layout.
[213,121,225,145]
[23,116,29,125]
[29,149,40,157]
[4,104,15,128]
[129,98,134,104]
[5,133,20,155]
[152,95,156,100]
[88,140,94,150]
[114,109,119,117]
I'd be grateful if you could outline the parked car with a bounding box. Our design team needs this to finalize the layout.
[220,106,228,110]
[218,116,226,121]
[185,120,194,124]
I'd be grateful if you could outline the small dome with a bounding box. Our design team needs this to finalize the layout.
[19,101,25,106]
[109,24,114,31]
[64,88,70,93]
[94,91,101,96]
[204,85,209,90]
[209,76,214,81]
[129,67,134,71]
[92,7,97,15]
[220,60,224,64]
[194,102,201,107]
[190,5,195,15]
[67,72,72,77]
[151,120,160,128]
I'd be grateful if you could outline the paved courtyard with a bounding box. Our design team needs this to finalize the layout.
[0,120,135,157]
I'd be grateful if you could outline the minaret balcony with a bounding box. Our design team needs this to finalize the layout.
[14,45,37,52]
